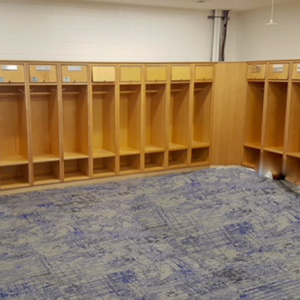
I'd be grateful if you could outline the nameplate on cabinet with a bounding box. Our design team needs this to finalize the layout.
[250,65,261,73]
[36,66,51,71]
[273,64,284,73]
[67,66,82,71]
[297,64,300,73]
[31,77,39,82]
[1,65,18,71]
[63,77,71,82]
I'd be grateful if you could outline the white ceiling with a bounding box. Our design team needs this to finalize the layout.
[78,0,296,11]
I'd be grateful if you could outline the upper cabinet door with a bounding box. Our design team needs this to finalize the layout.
[268,63,289,80]
[120,65,142,82]
[62,65,87,83]
[0,64,25,83]
[92,66,116,82]
[171,65,191,81]
[194,65,214,81]
[29,65,57,83]
[146,65,167,82]
[292,63,300,80]
[247,64,266,80]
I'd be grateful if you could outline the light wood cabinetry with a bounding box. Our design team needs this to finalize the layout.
[171,65,191,81]
[194,65,214,81]
[0,64,25,83]
[146,65,167,82]
[29,64,57,83]
[61,65,87,83]
[92,65,116,82]
[0,61,215,191]
[120,65,142,82]
[267,63,289,80]
[247,64,266,80]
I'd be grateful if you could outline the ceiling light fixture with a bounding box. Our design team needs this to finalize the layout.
[266,0,276,25]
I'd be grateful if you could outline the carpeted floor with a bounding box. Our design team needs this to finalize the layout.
[1,167,300,299]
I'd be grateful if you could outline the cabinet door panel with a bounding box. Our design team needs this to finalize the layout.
[92,66,116,82]
[62,65,87,83]
[29,65,57,83]
[247,64,266,80]
[268,63,289,80]
[120,66,142,82]
[0,65,24,83]
[195,65,214,81]
[171,65,191,81]
[146,66,167,82]
[292,63,300,80]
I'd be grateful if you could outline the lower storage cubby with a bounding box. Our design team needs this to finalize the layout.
[64,158,89,182]
[144,152,165,171]
[33,161,60,185]
[168,150,187,168]
[262,151,283,178]
[285,156,300,185]
[191,148,209,165]
[93,157,116,178]
[242,147,260,170]
[119,154,140,174]
[0,164,29,189]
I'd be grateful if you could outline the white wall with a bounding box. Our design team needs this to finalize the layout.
[233,0,300,61]
[0,0,213,62]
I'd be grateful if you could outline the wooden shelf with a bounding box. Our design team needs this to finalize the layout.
[169,83,189,151]
[119,154,140,173]
[33,161,60,185]
[242,147,260,171]
[62,85,89,160]
[244,142,261,150]
[286,152,300,159]
[191,141,210,149]
[93,149,115,158]
[93,157,115,177]
[64,159,89,181]
[34,175,60,185]
[244,82,264,150]
[64,152,89,160]
[192,82,212,154]
[1,180,29,190]
[262,151,283,177]
[145,152,164,170]
[145,145,165,153]
[33,154,59,163]
[264,82,287,151]
[0,165,29,190]
[92,85,115,160]
[264,146,284,155]
[64,172,89,182]
[119,85,141,154]
[191,148,209,165]
[242,161,256,169]
[119,147,140,155]
[0,156,28,166]
[93,91,109,95]
[0,87,28,169]
[286,156,300,185]
[169,143,187,151]
[146,90,160,94]
[286,83,300,155]
[145,84,166,155]
[168,149,187,168]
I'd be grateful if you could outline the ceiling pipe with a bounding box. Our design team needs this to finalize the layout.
[211,9,222,62]
[209,10,230,62]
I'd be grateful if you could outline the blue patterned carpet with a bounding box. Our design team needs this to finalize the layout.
[1,167,300,299]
